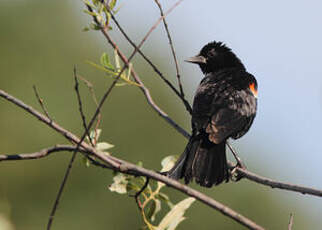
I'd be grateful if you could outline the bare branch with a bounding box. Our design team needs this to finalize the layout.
[47,2,187,229]
[0,145,88,161]
[33,85,51,119]
[74,67,94,147]
[235,167,322,197]
[1,1,321,229]
[107,8,192,114]
[2,89,321,198]
[87,2,322,199]
[0,89,263,230]
[76,74,102,132]
[101,31,190,138]
[154,0,185,97]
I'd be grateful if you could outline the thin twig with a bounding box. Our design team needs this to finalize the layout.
[227,141,245,167]
[3,89,320,199]
[100,32,190,139]
[133,177,150,211]
[47,2,186,229]
[0,89,263,230]
[133,177,150,199]
[47,152,77,230]
[0,145,89,161]
[74,66,94,147]
[3,89,322,229]
[107,8,192,115]
[33,85,51,119]
[76,74,102,133]
[235,167,322,197]
[154,0,185,97]
[288,213,294,230]
[87,2,322,199]
[1,1,321,228]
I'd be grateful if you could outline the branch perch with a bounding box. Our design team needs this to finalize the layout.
[0,89,263,230]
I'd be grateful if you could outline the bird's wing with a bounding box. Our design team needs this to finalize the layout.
[192,70,257,144]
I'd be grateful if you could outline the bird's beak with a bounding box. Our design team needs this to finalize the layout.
[184,55,207,64]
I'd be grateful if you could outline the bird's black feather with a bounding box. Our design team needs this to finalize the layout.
[168,41,258,187]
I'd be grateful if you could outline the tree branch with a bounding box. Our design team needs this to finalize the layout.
[0,145,89,161]
[154,0,185,97]
[1,1,321,229]
[47,2,186,228]
[235,167,322,197]
[2,89,321,198]
[0,89,264,230]
[33,85,51,119]
[107,8,192,115]
[74,66,94,147]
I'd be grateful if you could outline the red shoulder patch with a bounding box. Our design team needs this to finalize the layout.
[249,82,258,98]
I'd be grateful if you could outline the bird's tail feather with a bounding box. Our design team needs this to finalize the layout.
[168,134,229,187]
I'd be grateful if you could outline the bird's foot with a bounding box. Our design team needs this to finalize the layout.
[230,161,246,182]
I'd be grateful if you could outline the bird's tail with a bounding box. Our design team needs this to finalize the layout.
[168,134,229,187]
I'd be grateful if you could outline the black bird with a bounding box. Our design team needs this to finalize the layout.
[168,41,258,187]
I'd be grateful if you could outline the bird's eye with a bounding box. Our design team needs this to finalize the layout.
[207,49,216,57]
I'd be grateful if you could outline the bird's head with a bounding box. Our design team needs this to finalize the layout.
[185,41,245,74]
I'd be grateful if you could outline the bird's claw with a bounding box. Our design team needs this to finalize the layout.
[230,161,246,182]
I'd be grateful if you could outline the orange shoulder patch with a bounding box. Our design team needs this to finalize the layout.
[249,82,258,98]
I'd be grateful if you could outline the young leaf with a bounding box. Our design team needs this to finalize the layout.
[146,200,157,220]
[83,10,98,17]
[151,199,161,222]
[96,142,114,151]
[100,53,115,70]
[109,0,117,10]
[82,156,91,168]
[82,26,90,32]
[89,22,101,30]
[160,156,177,172]
[83,0,95,9]
[109,173,128,194]
[156,193,173,208]
[157,198,195,230]
[86,60,117,76]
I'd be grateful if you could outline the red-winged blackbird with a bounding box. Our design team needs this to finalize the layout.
[168,41,258,187]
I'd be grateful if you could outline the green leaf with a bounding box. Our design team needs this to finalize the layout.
[82,26,90,32]
[86,60,117,76]
[87,59,140,87]
[146,200,156,220]
[83,9,98,17]
[113,49,121,70]
[156,193,173,208]
[157,198,195,230]
[92,0,100,5]
[82,156,91,168]
[83,0,95,8]
[89,22,101,30]
[100,53,115,70]
[126,181,141,194]
[109,0,117,10]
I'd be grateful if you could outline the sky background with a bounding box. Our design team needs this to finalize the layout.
[1,0,322,229]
